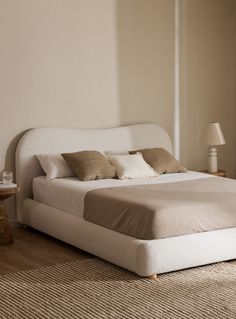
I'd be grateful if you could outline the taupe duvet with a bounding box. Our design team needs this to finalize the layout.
[84,177,236,240]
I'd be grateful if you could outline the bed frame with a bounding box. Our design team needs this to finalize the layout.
[15,123,236,277]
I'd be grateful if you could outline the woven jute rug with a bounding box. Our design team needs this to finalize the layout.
[1,257,236,319]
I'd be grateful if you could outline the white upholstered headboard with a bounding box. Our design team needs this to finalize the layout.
[15,123,172,223]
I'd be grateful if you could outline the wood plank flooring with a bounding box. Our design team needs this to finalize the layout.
[0,228,93,275]
[0,228,236,276]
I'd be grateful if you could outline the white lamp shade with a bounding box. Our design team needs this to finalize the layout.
[200,122,225,146]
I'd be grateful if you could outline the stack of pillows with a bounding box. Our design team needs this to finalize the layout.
[37,148,187,181]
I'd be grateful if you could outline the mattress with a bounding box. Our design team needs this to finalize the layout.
[33,171,209,218]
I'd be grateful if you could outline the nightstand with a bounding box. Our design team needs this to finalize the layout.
[199,169,226,178]
[0,184,18,245]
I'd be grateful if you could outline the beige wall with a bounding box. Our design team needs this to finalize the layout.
[234,0,236,137]
[0,0,120,171]
[180,0,236,177]
[0,0,235,223]
[117,0,174,137]
[233,0,236,176]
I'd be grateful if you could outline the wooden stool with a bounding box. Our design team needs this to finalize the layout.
[0,186,18,245]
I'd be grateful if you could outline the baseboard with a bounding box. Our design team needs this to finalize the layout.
[9,219,21,228]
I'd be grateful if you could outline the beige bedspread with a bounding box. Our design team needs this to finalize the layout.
[84,177,236,240]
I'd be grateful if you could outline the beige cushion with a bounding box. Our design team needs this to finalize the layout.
[105,150,129,155]
[62,151,116,181]
[129,148,187,174]
[108,154,158,179]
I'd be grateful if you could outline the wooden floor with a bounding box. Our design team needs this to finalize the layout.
[0,228,93,275]
[1,228,236,276]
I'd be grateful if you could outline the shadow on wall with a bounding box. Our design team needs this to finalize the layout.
[1,130,29,180]
[116,0,175,137]
[1,130,29,224]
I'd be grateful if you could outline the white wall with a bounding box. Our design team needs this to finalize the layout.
[0,0,235,223]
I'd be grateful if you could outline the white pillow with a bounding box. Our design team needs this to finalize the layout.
[36,154,76,179]
[108,154,158,179]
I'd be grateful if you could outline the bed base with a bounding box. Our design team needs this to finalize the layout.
[22,199,236,277]
[147,274,158,280]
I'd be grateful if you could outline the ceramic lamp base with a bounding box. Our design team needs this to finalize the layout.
[207,146,218,173]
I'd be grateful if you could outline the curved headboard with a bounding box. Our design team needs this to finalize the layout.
[15,123,172,223]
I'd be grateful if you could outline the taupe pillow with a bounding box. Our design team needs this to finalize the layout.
[62,151,116,181]
[129,148,187,174]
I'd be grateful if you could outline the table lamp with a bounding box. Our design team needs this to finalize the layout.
[200,122,225,173]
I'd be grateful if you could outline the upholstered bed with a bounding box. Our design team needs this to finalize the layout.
[15,123,236,277]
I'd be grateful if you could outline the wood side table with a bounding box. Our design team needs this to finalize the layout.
[199,170,226,177]
[0,185,18,245]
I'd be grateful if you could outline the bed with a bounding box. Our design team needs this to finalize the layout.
[15,123,236,278]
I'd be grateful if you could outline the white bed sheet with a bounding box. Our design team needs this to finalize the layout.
[33,171,210,218]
